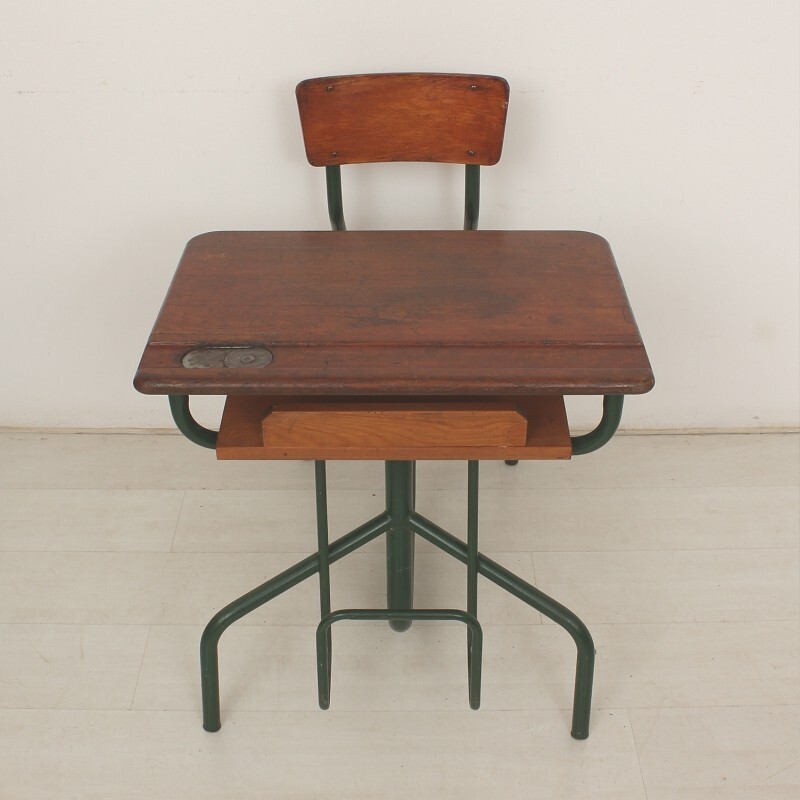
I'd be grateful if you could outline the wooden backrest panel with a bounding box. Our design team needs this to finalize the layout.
[296,73,509,166]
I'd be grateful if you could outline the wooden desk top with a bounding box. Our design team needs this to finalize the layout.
[134,230,653,396]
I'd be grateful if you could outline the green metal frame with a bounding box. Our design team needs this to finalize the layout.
[325,165,346,231]
[325,163,481,233]
[571,395,624,455]
[464,163,480,230]
[168,395,218,449]
[192,458,599,738]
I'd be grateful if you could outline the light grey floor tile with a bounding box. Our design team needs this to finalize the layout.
[0,489,184,551]
[0,432,313,490]
[417,484,800,552]
[0,550,539,626]
[134,623,561,714]
[134,619,798,716]
[173,488,386,553]
[594,621,800,709]
[532,548,799,623]
[501,433,799,490]
[630,705,800,799]
[0,708,647,800]
[0,624,149,710]
[0,433,504,491]
[0,431,796,799]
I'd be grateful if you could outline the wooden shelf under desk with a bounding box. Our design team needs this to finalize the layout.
[216,395,572,461]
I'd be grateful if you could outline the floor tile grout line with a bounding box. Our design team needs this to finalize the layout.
[129,626,152,711]
[628,709,651,800]
[0,544,796,556]
[1,704,797,717]
[169,491,186,553]
[2,618,798,628]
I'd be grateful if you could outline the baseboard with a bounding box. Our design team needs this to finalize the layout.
[1,426,798,437]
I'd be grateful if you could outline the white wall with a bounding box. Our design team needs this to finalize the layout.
[2,0,798,430]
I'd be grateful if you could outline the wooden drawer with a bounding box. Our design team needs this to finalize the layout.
[217,395,572,461]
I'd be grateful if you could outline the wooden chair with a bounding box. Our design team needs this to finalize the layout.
[296,72,510,232]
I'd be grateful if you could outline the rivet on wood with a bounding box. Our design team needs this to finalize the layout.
[331,151,338,157]
[469,84,478,90]
[326,85,334,92]
[467,150,476,157]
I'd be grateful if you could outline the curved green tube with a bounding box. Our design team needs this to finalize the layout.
[570,395,624,456]
[168,395,218,450]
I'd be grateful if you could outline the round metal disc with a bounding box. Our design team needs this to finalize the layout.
[222,347,273,368]
[181,347,273,368]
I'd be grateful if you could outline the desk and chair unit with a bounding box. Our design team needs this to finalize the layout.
[134,73,653,739]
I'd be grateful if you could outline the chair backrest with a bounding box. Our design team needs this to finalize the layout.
[295,72,509,230]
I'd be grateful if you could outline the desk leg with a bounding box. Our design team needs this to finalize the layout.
[385,461,416,633]
[199,512,390,731]
[410,512,596,739]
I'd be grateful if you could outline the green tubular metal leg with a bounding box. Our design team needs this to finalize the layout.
[316,609,482,711]
[199,511,391,731]
[571,395,624,455]
[168,395,218,449]
[385,461,416,632]
[408,512,595,739]
[315,459,483,711]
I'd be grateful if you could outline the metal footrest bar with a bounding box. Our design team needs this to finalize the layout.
[409,511,596,740]
[200,511,391,732]
[316,609,483,711]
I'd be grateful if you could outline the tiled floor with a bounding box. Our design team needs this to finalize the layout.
[0,431,797,799]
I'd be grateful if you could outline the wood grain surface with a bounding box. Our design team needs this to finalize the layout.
[134,230,654,396]
[296,73,509,166]
[261,402,528,448]
[217,395,572,460]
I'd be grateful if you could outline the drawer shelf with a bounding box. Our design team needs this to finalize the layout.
[217,395,572,461]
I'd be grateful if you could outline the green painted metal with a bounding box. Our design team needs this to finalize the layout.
[466,461,479,619]
[325,163,481,232]
[466,461,480,697]
[315,461,332,619]
[325,165,346,230]
[464,164,480,230]
[168,395,218,449]
[315,461,332,692]
[316,608,482,710]
[199,452,597,736]
[385,461,416,632]
[571,395,624,456]
[199,511,391,731]
[409,511,595,739]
